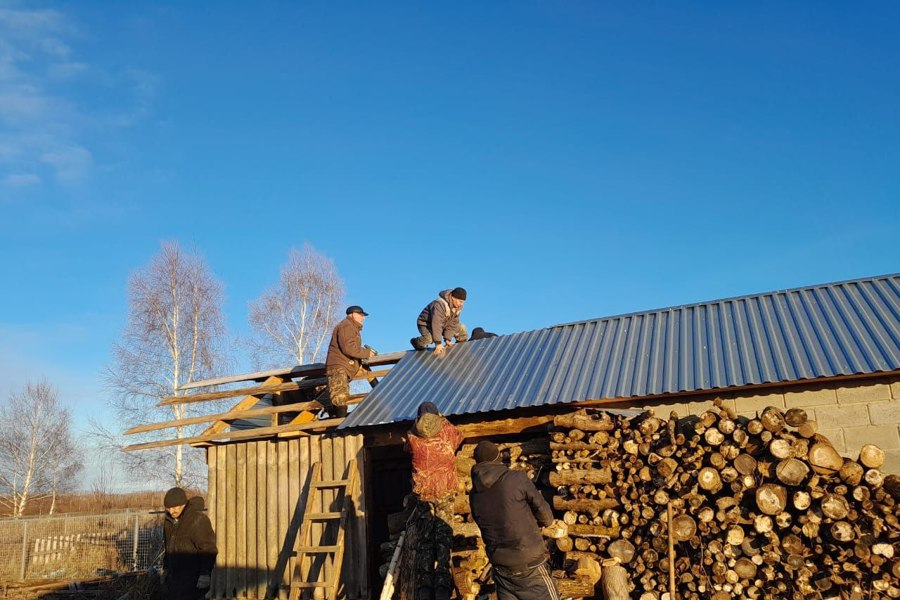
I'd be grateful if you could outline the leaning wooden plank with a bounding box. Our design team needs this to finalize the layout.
[178,351,408,391]
[123,418,345,451]
[126,400,324,435]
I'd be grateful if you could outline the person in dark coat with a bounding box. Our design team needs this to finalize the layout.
[162,487,218,600]
[411,288,468,357]
[469,441,562,600]
[470,327,497,341]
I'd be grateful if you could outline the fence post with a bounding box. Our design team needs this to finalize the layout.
[19,520,28,580]
[132,513,140,571]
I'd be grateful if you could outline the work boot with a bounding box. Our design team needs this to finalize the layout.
[330,405,348,419]
[410,337,421,350]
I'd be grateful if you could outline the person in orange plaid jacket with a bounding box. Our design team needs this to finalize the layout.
[405,402,463,600]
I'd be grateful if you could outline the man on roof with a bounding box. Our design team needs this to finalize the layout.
[470,327,497,341]
[405,402,463,600]
[322,305,375,418]
[411,287,468,357]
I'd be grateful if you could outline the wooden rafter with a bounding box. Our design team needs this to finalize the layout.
[198,376,287,437]
[158,369,391,407]
[123,417,345,452]
[177,351,408,391]
[125,399,323,435]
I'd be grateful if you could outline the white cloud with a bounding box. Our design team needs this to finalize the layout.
[41,143,92,182]
[0,84,53,121]
[0,4,155,189]
[3,172,39,186]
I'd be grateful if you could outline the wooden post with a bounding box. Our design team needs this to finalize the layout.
[667,501,676,600]
[132,513,140,570]
[20,521,28,580]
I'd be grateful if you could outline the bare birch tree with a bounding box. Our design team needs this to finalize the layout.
[0,381,83,518]
[248,244,345,367]
[103,241,228,488]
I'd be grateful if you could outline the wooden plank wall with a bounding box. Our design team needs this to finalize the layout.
[207,433,367,600]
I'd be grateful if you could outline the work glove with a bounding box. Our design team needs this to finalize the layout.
[197,574,211,589]
[433,344,446,357]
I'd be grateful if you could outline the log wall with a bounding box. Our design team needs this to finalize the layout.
[207,434,367,600]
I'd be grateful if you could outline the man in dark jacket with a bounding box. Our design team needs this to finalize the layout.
[405,402,463,600]
[470,327,498,341]
[162,487,217,600]
[469,441,562,600]
[411,288,468,357]
[322,305,375,417]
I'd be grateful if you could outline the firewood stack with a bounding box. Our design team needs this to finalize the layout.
[547,404,900,600]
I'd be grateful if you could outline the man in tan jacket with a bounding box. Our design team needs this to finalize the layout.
[411,288,468,357]
[322,306,374,417]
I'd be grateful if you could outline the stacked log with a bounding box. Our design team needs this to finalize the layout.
[548,405,900,599]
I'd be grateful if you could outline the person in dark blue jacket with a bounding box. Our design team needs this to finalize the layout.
[469,441,562,600]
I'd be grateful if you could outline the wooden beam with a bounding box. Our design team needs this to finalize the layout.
[363,414,558,447]
[124,418,345,452]
[456,414,557,438]
[177,351,409,391]
[159,369,391,407]
[125,400,323,435]
[158,380,305,406]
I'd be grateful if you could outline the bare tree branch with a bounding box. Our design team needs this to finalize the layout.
[97,241,230,489]
[0,381,83,517]
[248,244,345,368]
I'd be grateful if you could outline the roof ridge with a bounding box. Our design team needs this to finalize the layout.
[548,272,900,331]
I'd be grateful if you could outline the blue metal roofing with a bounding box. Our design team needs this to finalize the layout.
[340,274,900,429]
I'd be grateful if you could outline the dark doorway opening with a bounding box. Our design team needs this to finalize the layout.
[366,443,412,593]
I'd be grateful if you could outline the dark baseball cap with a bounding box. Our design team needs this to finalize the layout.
[346,305,369,316]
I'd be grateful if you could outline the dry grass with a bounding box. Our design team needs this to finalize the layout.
[15,489,203,517]
[0,571,161,600]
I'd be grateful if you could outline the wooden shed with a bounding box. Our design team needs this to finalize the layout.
[126,273,900,600]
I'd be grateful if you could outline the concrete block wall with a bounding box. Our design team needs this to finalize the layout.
[620,375,900,474]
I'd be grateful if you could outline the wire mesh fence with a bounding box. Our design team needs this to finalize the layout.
[0,511,164,582]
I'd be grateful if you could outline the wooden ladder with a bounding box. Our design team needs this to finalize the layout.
[287,460,359,600]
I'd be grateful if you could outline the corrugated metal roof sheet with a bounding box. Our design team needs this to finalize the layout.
[340,274,900,429]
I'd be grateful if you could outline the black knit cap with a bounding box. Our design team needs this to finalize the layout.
[474,441,500,464]
[164,487,187,508]
[451,287,467,300]
[417,401,439,417]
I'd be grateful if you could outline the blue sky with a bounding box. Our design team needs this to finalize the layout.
[1,2,898,457]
